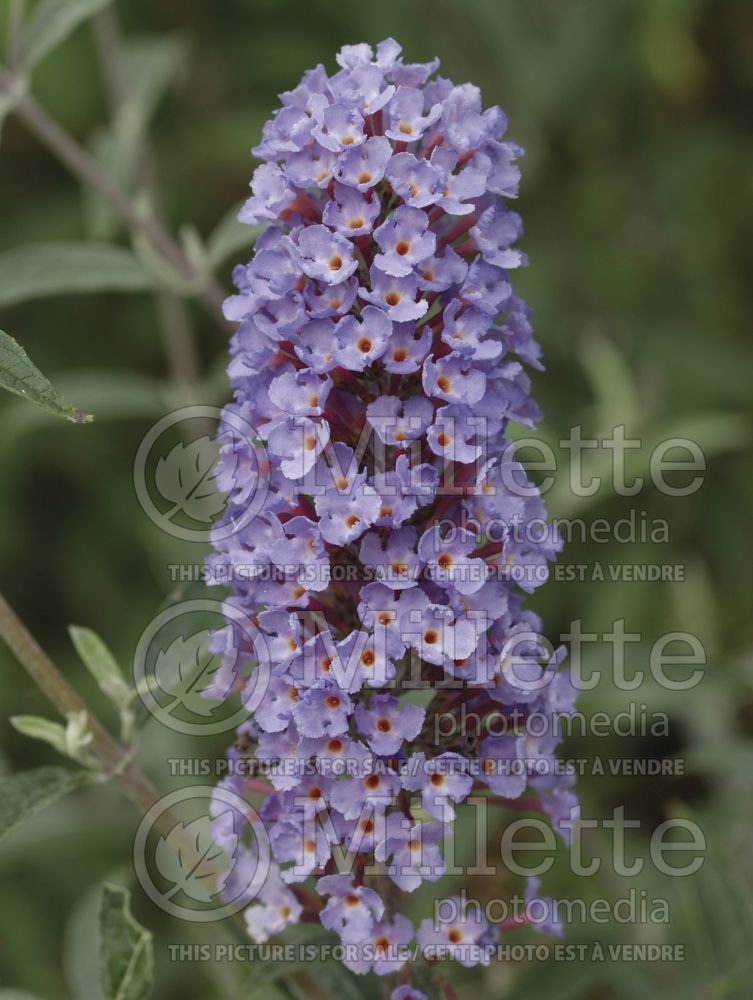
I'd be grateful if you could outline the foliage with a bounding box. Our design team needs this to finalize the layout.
[0,1,752,998]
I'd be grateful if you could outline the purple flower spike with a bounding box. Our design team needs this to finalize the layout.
[211,36,576,979]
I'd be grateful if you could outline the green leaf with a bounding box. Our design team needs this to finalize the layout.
[0,329,93,422]
[10,715,69,755]
[122,35,188,136]
[69,627,131,710]
[22,0,115,69]
[0,991,47,1000]
[0,242,156,308]
[84,34,189,239]
[206,205,261,271]
[0,766,89,845]
[65,882,107,1000]
[99,884,153,1000]
[11,711,95,765]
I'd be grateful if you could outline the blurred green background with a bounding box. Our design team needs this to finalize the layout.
[1,0,753,998]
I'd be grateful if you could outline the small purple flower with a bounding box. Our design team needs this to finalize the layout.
[402,752,472,820]
[295,225,358,285]
[391,988,428,1000]
[417,245,468,291]
[359,526,423,590]
[373,206,436,277]
[355,694,425,756]
[332,306,392,370]
[244,869,303,943]
[292,683,353,737]
[386,152,442,208]
[238,163,295,224]
[427,404,482,464]
[330,767,401,820]
[314,482,381,545]
[285,145,338,189]
[294,318,338,372]
[266,415,329,479]
[311,102,367,153]
[375,815,446,892]
[268,367,332,416]
[343,914,414,975]
[441,300,503,361]
[402,603,479,668]
[471,203,526,268]
[422,352,486,405]
[317,873,385,943]
[417,895,492,967]
[477,734,527,798]
[525,876,564,938]
[385,85,442,141]
[382,322,432,374]
[322,181,381,236]
[431,146,489,216]
[337,135,393,190]
[360,266,428,321]
[459,258,511,315]
[418,525,487,596]
[303,278,359,319]
[365,394,433,447]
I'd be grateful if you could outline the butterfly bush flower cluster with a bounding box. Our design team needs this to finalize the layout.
[208,39,578,986]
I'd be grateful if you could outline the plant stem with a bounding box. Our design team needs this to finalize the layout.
[91,7,204,397]
[0,592,172,837]
[0,71,227,327]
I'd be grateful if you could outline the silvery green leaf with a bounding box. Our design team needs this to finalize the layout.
[10,715,69,755]
[0,243,155,308]
[99,884,153,1000]
[0,766,89,845]
[122,34,188,136]
[154,436,225,523]
[207,204,261,271]
[83,34,189,239]
[69,626,132,710]
[0,329,93,423]
[153,813,236,904]
[22,0,114,69]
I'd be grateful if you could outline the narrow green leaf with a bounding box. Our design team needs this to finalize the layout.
[69,626,131,710]
[99,884,153,1000]
[0,766,89,845]
[83,34,189,239]
[0,242,156,308]
[123,35,188,134]
[207,205,261,270]
[22,0,114,69]
[0,991,47,1000]
[0,329,93,422]
[10,715,68,755]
